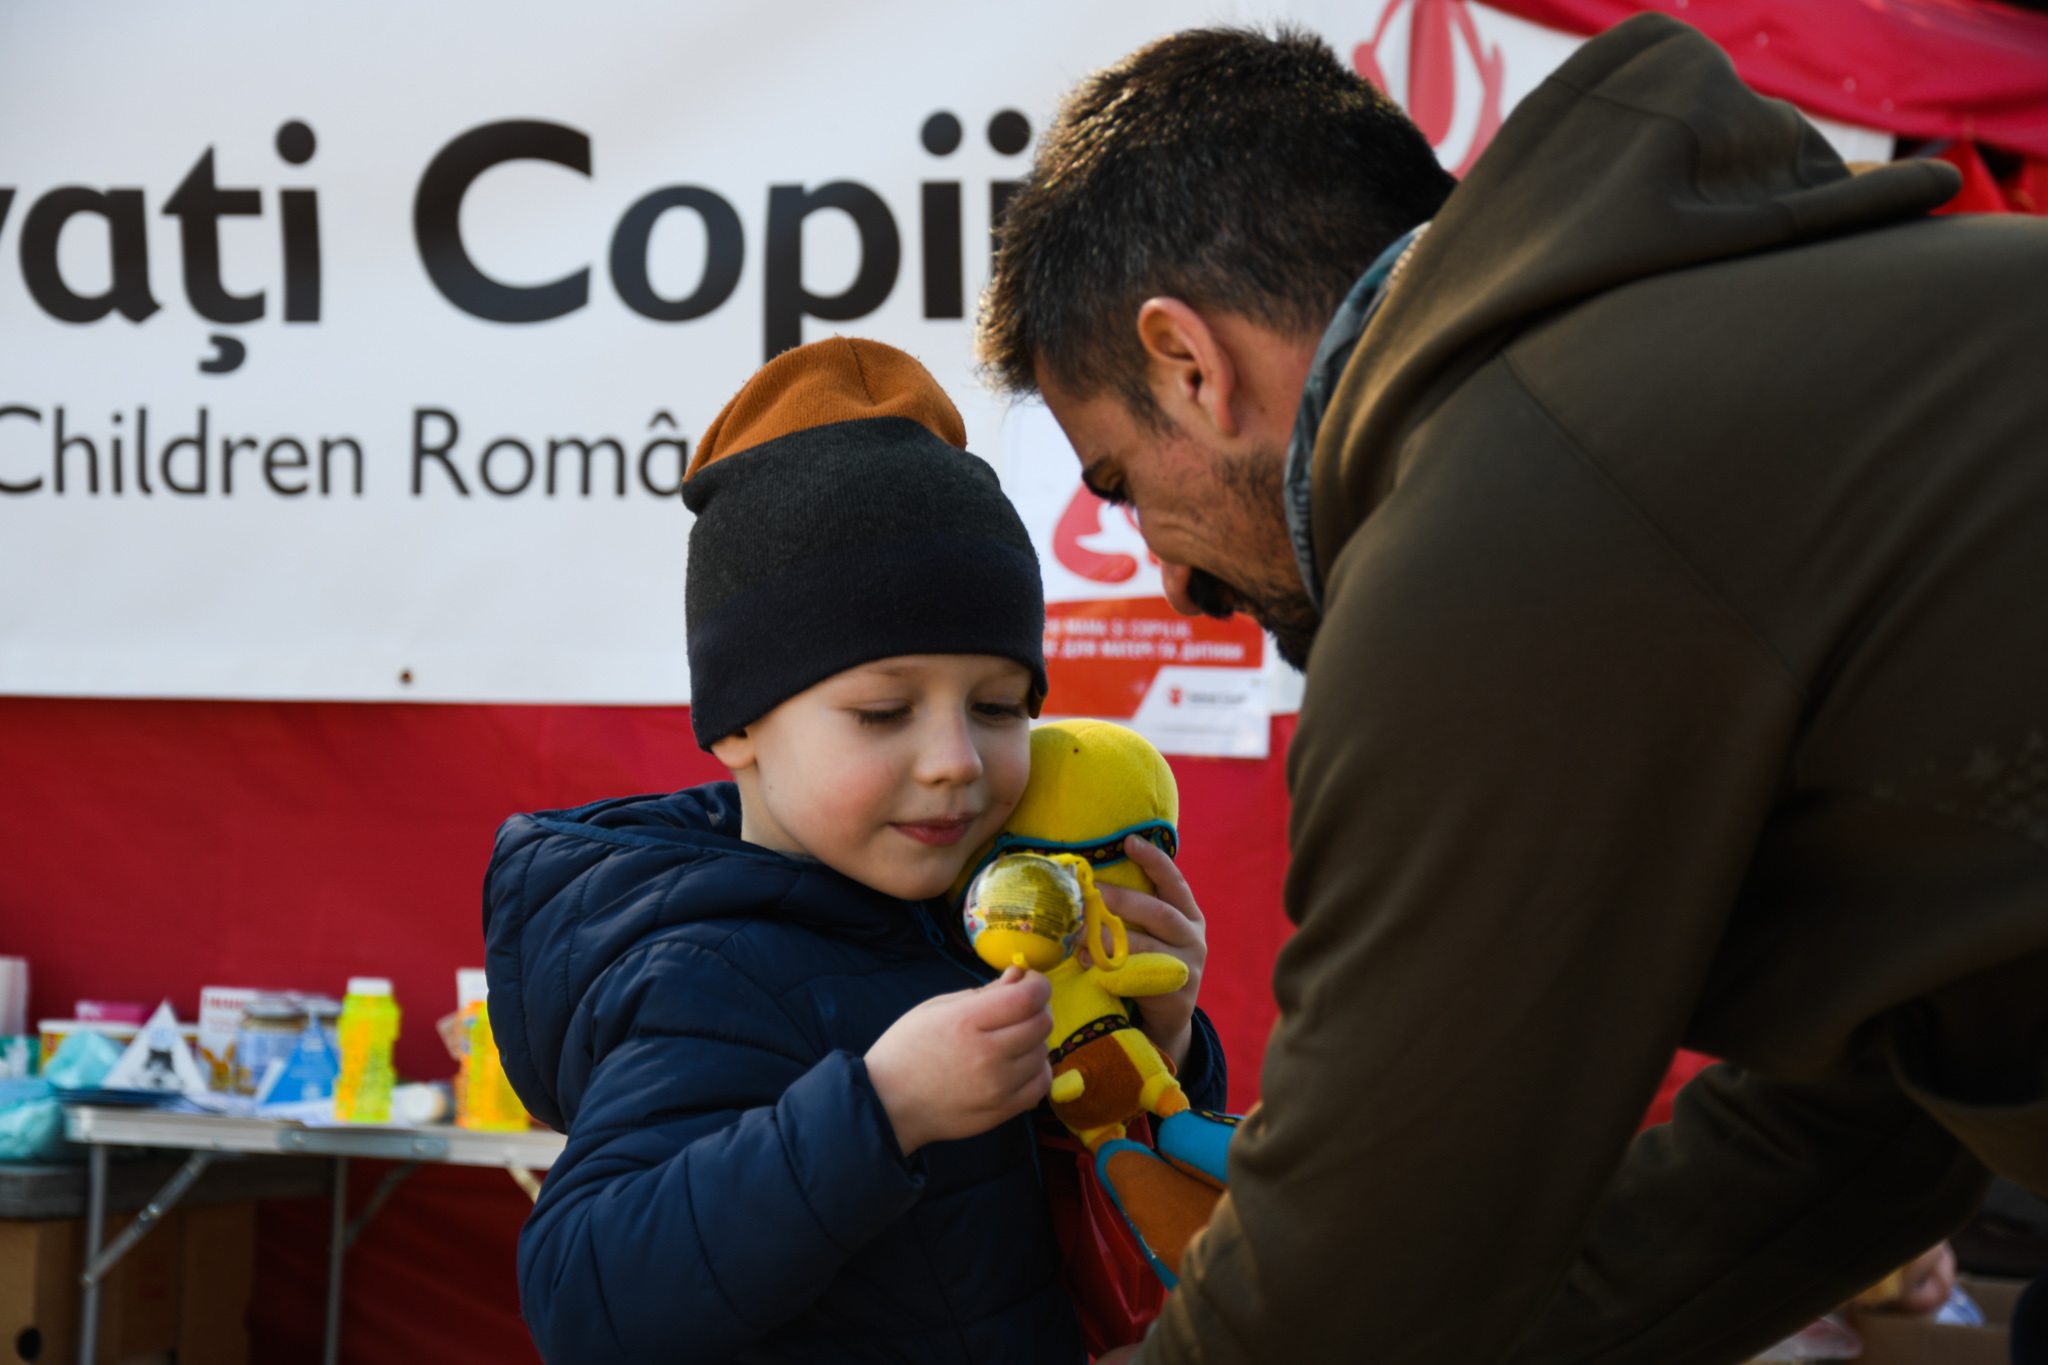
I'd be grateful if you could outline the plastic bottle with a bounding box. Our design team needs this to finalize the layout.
[333,977,400,1124]
[457,995,529,1132]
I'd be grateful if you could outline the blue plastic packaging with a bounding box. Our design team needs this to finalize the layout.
[0,1078,65,1162]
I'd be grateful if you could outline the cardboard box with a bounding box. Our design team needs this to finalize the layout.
[0,1203,254,1365]
[0,1216,80,1365]
[97,1209,182,1361]
[1850,1274,2029,1365]
[177,1203,253,1365]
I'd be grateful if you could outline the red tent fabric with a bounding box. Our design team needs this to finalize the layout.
[1926,137,2027,212]
[1488,0,2048,159]
[2007,154,2048,210]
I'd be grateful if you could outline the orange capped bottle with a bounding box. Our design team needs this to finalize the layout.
[454,969,527,1131]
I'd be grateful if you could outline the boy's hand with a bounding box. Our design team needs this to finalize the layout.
[1090,835,1207,1070]
[866,967,1053,1157]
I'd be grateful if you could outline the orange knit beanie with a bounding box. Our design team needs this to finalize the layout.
[687,336,969,479]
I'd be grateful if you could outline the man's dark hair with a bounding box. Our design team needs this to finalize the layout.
[977,26,1456,419]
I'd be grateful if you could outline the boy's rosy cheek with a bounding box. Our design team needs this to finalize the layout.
[986,736,1032,807]
[834,751,908,824]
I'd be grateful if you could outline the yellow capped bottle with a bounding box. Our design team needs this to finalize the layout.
[334,977,400,1124]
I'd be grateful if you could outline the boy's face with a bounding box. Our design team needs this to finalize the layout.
[710,654,1035,900]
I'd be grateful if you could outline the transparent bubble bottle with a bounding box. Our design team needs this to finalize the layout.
[334,977,401,1123]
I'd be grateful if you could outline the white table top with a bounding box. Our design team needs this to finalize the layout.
[65,1105,566,1169]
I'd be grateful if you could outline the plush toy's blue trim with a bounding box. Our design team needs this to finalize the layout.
[997,819,1178,865]
[1156,1109,1239,1187]
[952,820,1179,907]
[1093,1138,1180,1290]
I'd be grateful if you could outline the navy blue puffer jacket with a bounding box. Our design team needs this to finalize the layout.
[483,782,1226,1364]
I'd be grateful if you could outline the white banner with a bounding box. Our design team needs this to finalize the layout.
[0,0,1885,732]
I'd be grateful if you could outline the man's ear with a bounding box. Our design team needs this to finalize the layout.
[710,727,756,772]
[1134,298,1241,440]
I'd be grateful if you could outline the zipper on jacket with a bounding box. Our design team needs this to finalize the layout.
[913,902,990,988]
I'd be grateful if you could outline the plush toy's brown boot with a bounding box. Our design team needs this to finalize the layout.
[1098,1143,1224,1281]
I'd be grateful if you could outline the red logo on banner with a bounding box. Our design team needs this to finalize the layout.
[1353,0,1505,177]
[1052,485,1152,583]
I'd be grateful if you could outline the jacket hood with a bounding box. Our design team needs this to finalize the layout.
[481,781,920,1130]
[1310,13,1961,578]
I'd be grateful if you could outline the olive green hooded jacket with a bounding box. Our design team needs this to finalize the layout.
[1149,15,2048,1365]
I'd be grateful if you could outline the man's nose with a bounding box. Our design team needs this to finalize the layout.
[1159,561,1206,618]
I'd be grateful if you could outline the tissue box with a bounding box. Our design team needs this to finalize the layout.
[1850,1275,2029,1365]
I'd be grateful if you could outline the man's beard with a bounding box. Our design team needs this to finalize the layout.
[1186,567,1320,670]
[1184,447,1322,671]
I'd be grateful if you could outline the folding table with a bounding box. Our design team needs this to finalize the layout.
[63,1104,564,1365]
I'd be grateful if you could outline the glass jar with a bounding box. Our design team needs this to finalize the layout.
[233,994,307,1095]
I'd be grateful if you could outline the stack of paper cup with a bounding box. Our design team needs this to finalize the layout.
[0,957,26,1037]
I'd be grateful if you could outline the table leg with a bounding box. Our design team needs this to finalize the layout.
[345,1160,420,1250]
[84,1152,212,1288]
[323,1154,348,1365]
[506,1163,542,1202]
[77,1143,107,1365]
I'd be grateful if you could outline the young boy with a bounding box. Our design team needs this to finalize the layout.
[482,338,1226,1364]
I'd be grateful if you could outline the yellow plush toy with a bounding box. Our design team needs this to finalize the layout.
[954,719,1236,1284]
[965,849,1193,1147]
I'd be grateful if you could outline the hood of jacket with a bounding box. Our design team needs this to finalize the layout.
[1310,13,1961,580]
[481,781,922,1131]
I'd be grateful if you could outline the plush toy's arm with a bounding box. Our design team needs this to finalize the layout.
[1092,952,1189,998]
